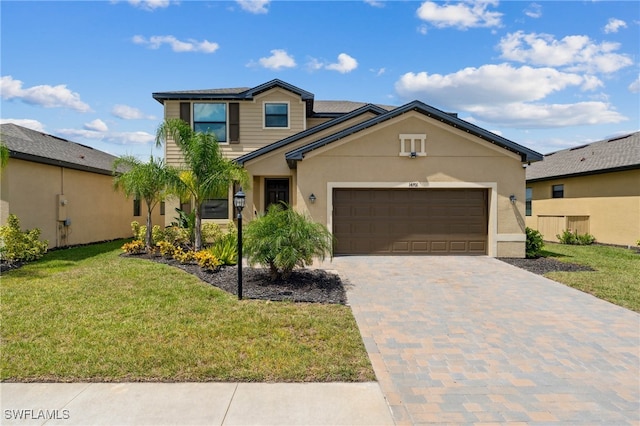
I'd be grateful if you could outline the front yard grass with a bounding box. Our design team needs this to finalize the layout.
[0,240,375,382]
[541,243,640,312]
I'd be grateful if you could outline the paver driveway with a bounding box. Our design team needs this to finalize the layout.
[329,256,639,425]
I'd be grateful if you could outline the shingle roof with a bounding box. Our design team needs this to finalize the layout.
[0,123,122,175]
[312,100,396,114]
[235,104,388,166]
[526,132,640,182]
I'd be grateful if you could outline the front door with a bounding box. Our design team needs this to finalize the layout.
[265,178,290,211]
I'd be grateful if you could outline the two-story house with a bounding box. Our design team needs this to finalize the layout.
[153,79,542,257]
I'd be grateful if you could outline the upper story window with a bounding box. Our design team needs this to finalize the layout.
[194,103,227,142]
[552,184,564,199]
[525,187,532,216]
[264,103,289,128]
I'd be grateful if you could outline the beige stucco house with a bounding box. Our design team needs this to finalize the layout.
[0,123,163,248]
[525,131,640,247]
[153,79,543,257]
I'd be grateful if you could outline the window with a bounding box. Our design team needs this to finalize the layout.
[160,201,165,216]
[525,188,532,216]
[194,103,227,142]
[133,199,141,217]
[201,199,229,219]
[264,103,288,128]
[552,184,564,199]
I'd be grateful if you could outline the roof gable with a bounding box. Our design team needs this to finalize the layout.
[0,123,121,175]
[235,103,388,166]
[526,131,640,182]
[285,100,543,166]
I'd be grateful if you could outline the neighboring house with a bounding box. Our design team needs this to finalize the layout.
[525,131,640,247]
[0,123,163,248]
[153,79,542,257]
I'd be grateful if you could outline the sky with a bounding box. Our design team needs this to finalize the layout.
[1,0,638,160]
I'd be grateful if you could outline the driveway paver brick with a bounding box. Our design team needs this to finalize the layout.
[329,256,640,425]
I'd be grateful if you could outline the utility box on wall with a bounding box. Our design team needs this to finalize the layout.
[57,194,68,222]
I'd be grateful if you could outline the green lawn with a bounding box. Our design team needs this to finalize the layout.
[541,243,640,312]
[1,240,375,382]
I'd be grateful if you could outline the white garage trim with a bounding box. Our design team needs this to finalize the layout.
[496,234,526,242]
[327,181,498,256]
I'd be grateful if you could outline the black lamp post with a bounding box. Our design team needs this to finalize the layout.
[233,188,245,300]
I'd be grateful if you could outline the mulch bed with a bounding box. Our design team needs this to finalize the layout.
[136,254,348,305]
[499,256,595,274]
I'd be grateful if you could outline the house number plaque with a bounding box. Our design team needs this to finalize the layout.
[408,182,419,188]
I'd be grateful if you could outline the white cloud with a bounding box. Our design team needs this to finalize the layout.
[371,68,386,76]
[394,64,625,128]
[257,49,296,70]
[629,75,640,94]
[416,0,502,30]
[112,104,156,120]
[105,131,155,145]
[0,76,91,113]
[417,24,428,35]
[0,118,45,132]
[604,18,626,34]
[57,128,154,145]
[236,0,270,14]
[132,35,219,53]
[364,0,385,8]
[498,31,632,74]
[127,0,171,11]
[84,119,108,132]
[524,3,542,19]
[307,53,358,74]
[463,101,627,128]
[396,64,588,105]
[325,53,358,74]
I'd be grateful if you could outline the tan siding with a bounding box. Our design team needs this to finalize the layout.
[525,170,640,246]
[308,117,333,128]
[164,101,185,165]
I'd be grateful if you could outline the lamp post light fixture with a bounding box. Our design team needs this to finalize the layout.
[234,188,246,300]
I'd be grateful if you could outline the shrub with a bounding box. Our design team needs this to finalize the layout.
[209,234,237,266]
[0,214,48,263]
[557,229,596,245]
[525,227,544,259]
[122,240,145,255]
[244,203,333,280]
[131,221,143,240]
[173,247,196,264]
[194,250,221,271]
[201,222,223,245]
[156,240,176,258]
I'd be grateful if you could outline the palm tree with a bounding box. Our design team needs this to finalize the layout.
[113,155,173,249]
[156,118,248,251]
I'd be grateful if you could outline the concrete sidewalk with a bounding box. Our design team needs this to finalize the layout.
[0,382,395,425]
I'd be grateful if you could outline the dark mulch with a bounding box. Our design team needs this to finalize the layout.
[499,256,595,275]
[136,254,348,305]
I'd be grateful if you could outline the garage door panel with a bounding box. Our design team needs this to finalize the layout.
[333,189,488,255]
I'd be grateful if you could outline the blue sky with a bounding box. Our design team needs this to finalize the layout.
[1,0,638,160]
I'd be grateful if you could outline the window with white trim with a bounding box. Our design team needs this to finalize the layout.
[399,134,427,157]
[264,102,289,128]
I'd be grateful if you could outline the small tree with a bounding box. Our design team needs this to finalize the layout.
[0,142,9,171]
[113,155,173,249]
[156,118,248,251]
[244,203,334,280]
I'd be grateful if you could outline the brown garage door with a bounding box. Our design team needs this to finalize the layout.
[333,188,488,255]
